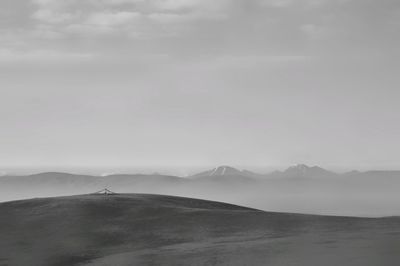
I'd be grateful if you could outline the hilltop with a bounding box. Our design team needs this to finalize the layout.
[0,193,399,266]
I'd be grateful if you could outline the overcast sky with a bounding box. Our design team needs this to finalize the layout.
[1,0,400,174]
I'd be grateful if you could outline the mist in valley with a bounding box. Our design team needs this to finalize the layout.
[2,166,399,217]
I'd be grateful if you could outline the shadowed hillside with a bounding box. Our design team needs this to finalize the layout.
[0,194,399,266]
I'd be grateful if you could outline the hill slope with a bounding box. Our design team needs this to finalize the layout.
[2,168,400,218]
[0,194,399,266]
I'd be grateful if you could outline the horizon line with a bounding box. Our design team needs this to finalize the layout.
[1,164,400,177]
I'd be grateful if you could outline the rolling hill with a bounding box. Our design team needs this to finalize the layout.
[0,193,399,266]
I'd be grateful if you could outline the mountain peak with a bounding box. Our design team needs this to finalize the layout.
[286,164,311,171]
[192,166,248,177]
[208,166,242,176]
[283,164,334,178]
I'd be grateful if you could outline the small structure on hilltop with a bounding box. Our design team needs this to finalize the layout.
[93,188,117,195]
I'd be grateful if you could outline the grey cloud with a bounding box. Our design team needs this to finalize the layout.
[0,0,397,59]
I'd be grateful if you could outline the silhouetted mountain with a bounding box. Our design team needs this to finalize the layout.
[345,170,400,178]
[0,172,99,187]
[0,172,188,201]
[0,172,184,188]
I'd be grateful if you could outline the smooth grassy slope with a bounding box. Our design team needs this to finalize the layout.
[0,194,399,266]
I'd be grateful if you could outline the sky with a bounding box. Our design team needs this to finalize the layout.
[1,0,400,174]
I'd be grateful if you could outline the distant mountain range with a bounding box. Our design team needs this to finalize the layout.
[190,164,400,180]
[0,164,399,194]
[0,164,397,195]
[191,164,338,179]
[1,164,400,216]
[2,164,400,183]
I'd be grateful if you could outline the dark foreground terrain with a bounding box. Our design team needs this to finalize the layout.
[0,194,399,266]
